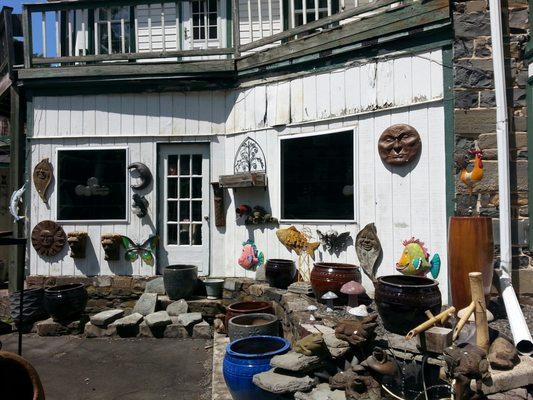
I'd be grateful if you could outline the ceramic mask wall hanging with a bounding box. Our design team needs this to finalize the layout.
[396,237,440,279]
[9,183,26,222]
[131,194,149,218]
[233,137,266,173]
[238,239,264,270]
[276,226,320,259]
[121,235,159,266]
[355,223,382,282]
[211,183,225,227]
[67,232,88,259]
[378,124,421,166]
[101,234,122,261]
[128,162,153,191]
[75,177,110,197]
[316,230,350,254]
[33,158,53,204]
[31,220,67,257]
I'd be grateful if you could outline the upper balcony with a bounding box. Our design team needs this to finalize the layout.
[17,0,450,83]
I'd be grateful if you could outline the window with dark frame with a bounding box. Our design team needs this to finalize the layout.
[57,149,127,221]
[281,131,354,220]
[96,7,132,54]
[192,0,218,40]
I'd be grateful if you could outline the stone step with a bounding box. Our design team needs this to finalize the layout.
[90,309,124,328]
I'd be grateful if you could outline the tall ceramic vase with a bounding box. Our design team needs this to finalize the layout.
[448,216,494,310]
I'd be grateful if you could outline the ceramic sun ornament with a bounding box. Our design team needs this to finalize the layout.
[395,237,440,279]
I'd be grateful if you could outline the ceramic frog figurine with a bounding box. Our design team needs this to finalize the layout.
[293,333,328,357]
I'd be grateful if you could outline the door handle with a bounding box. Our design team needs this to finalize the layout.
[204,216,209,222]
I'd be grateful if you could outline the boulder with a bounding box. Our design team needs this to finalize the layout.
[133,293,158,316]
[164,323,189,338]
[90,309,124,327]
[253,369,317,394]
[271,351,323,372]
[145,311,172,328]
[192,321,213,339]
[167,299,189,316]
[177,312,203,328]
[145,277,165,294]
[295,383,346,400]
[85,322,117,338]
[111,312,143,338]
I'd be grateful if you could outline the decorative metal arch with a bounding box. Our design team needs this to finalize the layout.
[233,137,267,174]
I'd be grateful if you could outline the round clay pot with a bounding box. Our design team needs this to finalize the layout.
[0,351,45,400]
[375,275,442,335]
[228,313,280,342]
[204,279,224,299]
[225,301,274,327]
[310,262,361,303]
[265,259,296,289]
[44,283,88,322]
[163,264,198,300]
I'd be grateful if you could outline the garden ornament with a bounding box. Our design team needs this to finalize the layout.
[329,371,350,390]
[334,315,378,347]
[33,158,53,204]
[128,162,153,191]
[361,347,398,376]
[443,343,490,393]
[459,150,484,195]
[355,223,381,283]
[246,206,278,225]
[378,124,421,166]
[67,232,88,259]
[233,137,266,173]
[488,337,520,370]
[237,239,264,270]
[9,183,26,222]
[276,226,320,259]
[317,230,351,253]
[348,305,368,317]
[131,194,149,218]
[345,371,381,400]
[293,333,329,357]
[321,291,338,311]
[101,234,122,261]
[340,281,365,307]
[396,237,440,279]
[236,204,252,217]
[121,235,159,266]
[31,220,67,257]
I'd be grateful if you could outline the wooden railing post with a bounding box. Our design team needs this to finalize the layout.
[22,7,33,68]
[232,0,241,57]
[1,7,15,77]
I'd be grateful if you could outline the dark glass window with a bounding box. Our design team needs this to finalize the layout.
[281,131,354,220]
[57,149,127,221]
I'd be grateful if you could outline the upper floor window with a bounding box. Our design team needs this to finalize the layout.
[293,0,331,26]
[97,7,132,54]
[192,0,218,40]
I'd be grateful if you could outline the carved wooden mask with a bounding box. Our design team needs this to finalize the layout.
[378,124,421,166]
[101,234,122,261]
[67,232,88,259]
[31,220,66,257]
[33,158,53,203]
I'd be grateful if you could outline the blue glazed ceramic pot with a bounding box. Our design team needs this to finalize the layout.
[223,336,290,400]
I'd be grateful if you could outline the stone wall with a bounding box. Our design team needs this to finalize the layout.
[453,0,532,289]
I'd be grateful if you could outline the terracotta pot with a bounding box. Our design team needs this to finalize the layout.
[448,216,494,310]
[265,259,296,289]
[228,313,280,342]
[375,275,442,336]
[310,262,360,303]
[225,301,274,327]
[0,351,45,400]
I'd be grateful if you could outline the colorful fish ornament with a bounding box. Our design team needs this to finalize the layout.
[276,226,320,259]
[121,235,159,266]
[396,237,440,279]
[238,239,264,270]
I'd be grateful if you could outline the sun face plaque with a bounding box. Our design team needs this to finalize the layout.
[378,124,422,166]
[31,220,67,257]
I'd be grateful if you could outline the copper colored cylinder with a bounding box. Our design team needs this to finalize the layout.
[448,216,494,310]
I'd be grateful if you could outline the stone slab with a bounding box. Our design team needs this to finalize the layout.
[177,312,203,327]
[145,277,165,295]
[253,369,316,394]
[90,309,124,327]
[295,383,346,400]
[187,299,225,318]
[167,299,189,316]
[157,295,173,310]
[133,293,158,316]
[192,321,213,339]
[164,323,189,338]
[212,333,232,400]
[475,355,533,395]
[270,351,323,372]
[145,311,172,329]
[85,322,117,338]
[111,313,143,338]
[139,321,153,338]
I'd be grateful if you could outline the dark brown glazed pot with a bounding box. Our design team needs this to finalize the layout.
[265,259,296,289]
[311,262,361,304]
[375,275,442,335]
[225,301,274,327]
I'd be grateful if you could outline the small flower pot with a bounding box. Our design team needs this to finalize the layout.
[228,313,280,342]
[44,284,88,322]
[204,279,224,299]
[163,264,198,300]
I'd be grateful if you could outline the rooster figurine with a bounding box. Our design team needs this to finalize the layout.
[459,150,484,194]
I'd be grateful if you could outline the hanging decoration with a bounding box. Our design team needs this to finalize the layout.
[33,158,53,204]
[236,204,278,225]
[238,239,264,271]
[396,237,441,279]
[101,234,122,261]
[9,183,26,222]
[316,229,350,253]
[378,124,421,166]
[31,220,67,257]
[211,183,226,227]
[67,232,88,259]
[233,137,267,174]
[131,194,149,218]
[128,162,153,191]
[355,223,382,283]
[121,235,159,266]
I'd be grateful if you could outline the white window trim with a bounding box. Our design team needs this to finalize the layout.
[54,146,130,224]
[277,126,358,224]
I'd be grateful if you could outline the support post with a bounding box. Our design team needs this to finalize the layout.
[232,0,241,57]
[469,272,489,352]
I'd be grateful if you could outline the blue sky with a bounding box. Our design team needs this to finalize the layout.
[3,1,51,55]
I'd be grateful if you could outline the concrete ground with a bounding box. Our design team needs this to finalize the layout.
[0,334,213,400]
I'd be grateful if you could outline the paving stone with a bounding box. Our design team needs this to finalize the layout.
[145,311,172,329]
[111,312,143,338]
[253,369,317,394]
[177,312,203,327]
[90,309,124,327]
[164,323,189,338]
[167,299,189,316]
[271,351,323,372]
[157,295,173,310]
[295,383,346,400]
[139,321,153,338]
[264,287,286,303]
[145,277,165,295]
[85,322,117,338]
[133,293,158,316]
[192,321,213,339]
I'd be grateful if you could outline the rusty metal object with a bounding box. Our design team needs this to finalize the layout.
[67,232,88,259]
[334,315,378,346]
[101,234,122,261]
[378,124,421,166]
[211,183,225,227]
[488,337,520,370]
[355,223,382,283]
[31,220,66,257]
[0,350,45,400]
[33,158,53,204]
[362,347,398,376]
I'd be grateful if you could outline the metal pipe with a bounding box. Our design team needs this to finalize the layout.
[489,0,533,355]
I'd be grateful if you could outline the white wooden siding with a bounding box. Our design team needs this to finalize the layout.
[238,0,283,48]
[28,49,448,301]
[136,4,179,52]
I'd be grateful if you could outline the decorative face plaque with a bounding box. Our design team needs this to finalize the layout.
[67,232,88,259]
[33,158,53,204]
[378,124,421,166]
[234,137,266,173]
[31,220,67,257]
[101,234,122,261]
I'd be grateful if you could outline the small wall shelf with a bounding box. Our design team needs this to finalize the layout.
[218,172,268,189]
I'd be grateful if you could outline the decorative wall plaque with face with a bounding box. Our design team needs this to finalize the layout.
[31,220,67,257]
[378,124,422,166]
[355,223,382,283]
[67,232,88,259]
[101,234,122,261]
[33,158,53,204]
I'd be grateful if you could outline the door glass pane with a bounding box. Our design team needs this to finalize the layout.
[180,155,190,175]
[168,201,177,221]
[179,224,190,245]
[179,201,190,222]
[168,178,177,198]
[179,178,190,198]
[168,155,178,175]
[192,224,202,245]
[192,201,202,221]
[192,155,202,175]
[168,224,177,245]
[192,178,202,198]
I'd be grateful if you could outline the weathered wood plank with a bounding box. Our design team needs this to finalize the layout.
[219,172,267,188]
[21,7,32,68]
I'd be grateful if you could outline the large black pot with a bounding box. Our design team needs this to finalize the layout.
[163,265,198,300]
[44,284,88,322]
[374,275,441,335]
[10,288,47,326]
[265,259,296,289]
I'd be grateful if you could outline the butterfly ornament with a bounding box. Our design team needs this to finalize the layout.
[121,235,159,266]
[316,230,351,254]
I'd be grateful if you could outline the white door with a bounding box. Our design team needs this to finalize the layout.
[158,144,210,275]
[182,0,220,50]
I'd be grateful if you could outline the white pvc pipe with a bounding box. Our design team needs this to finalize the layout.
[489,0,533,355]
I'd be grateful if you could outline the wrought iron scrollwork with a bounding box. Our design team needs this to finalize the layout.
[233,137,266,174]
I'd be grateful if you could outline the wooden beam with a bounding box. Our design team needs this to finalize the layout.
[232,0,241,57]
[21,7,32,68]
[0,74,12,99]
[2,7,15,78]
